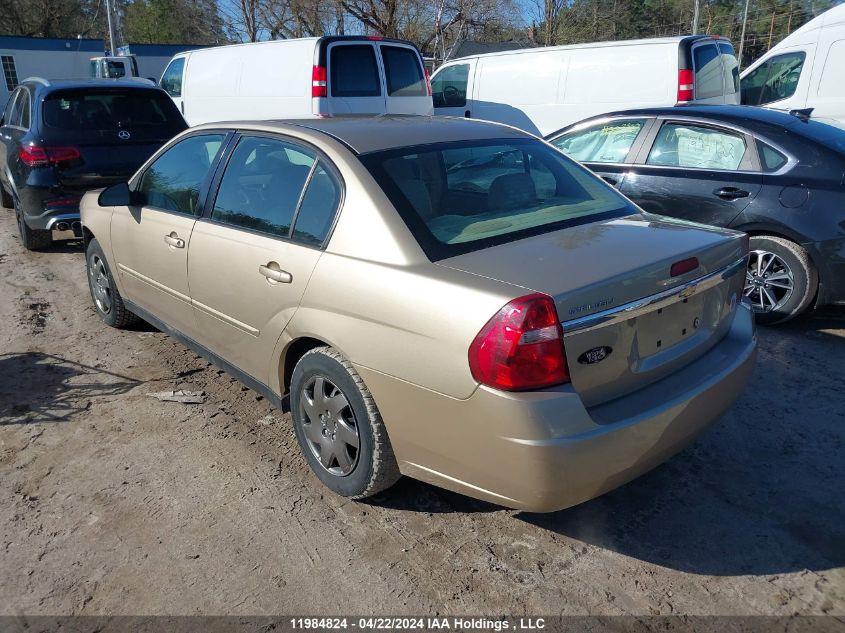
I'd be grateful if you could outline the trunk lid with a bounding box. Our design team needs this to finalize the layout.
[438,214,748,407]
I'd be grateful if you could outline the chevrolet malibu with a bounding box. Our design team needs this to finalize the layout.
[80,117,757,512]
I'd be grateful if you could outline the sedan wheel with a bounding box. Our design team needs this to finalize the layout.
[745,249,794,314]
[299,375,360,476]
[88,254,113,315]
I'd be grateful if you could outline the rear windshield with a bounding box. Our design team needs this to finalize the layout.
[42,89,185,135]
[361,138,636,260]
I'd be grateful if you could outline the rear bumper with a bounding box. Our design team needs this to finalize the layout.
[358,302,757,513]
[17,187,81,230]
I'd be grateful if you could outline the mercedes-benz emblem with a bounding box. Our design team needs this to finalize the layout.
[118,130,131,140]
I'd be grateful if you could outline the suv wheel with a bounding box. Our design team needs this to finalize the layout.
[15,198,52,251]
[745,235,817,325]
[290,347,400,500]
[86,238,138,328]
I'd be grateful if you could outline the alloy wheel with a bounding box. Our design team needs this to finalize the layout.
[744,249,794,313]
[88,254,113,314]
[299,375,360,476]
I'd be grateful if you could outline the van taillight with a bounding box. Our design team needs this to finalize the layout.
[677,69,694,103]
[468,293,570,391]
[312,65,327,98]
[424,68,432,97]
[19,144,80,168]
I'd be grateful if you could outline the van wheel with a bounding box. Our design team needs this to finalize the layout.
[290,347,400,500]
[86,238,138,328]
[745,235,817,325]
[15,199,52,251]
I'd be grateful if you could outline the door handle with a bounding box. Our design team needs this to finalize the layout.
[259,263,292,284]
[164,233,185,248]
[464,110,471,118]
[601,175,619,186]
[713,187,750,200]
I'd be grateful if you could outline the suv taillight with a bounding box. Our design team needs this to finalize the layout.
[469,293,570,391]
[677,68,694,103]
[312,65,327,98]
[19,144,81,168]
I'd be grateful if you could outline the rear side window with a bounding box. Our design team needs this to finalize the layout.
[161,57,185,98]
[330,45,380,97]
[362,138,635,260]
[381,45,426,97]
[719,42,740,93]
[693,43,724,99]
[212,136,319,240]
[292,164,341,246]
[551,119,647,164]
[648,123,746,170]
[17,90,30,128]
[741,52,806,105]
[7,89,27,127]
[138,134,225,214]
[43,89,184,135]
[757,141,788,172]
[432,64,469,107]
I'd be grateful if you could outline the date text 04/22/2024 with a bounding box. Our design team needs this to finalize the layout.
[289,618,547,631]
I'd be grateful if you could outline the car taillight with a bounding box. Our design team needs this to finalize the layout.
[19,144,80,167]
[424,68,432,97]
[312,65,327,98]
[677,68,694,103]
[469,293,570,391]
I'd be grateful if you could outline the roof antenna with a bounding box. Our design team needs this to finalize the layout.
[788,108,814,121]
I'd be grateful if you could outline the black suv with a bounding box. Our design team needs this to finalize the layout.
[0,78,187,250]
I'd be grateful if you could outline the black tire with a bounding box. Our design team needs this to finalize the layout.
[0,185,12,210]
[290,347,400,500]
[746,235,817,325]
[15,198,52,251]
[86,238,138,328]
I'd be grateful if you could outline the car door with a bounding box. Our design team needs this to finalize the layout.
[326,42,385,115]
[619,118,762,227]
[431,60,475,119]
[547,117,655,188]
[110,132,227,336]
[187,133,342,382]
[378,43,431,115]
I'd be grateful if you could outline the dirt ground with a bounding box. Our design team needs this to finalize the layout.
[0,208,843,617]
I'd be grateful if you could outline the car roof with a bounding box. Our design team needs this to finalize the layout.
[192,116,532,154]
[24,78,161,94]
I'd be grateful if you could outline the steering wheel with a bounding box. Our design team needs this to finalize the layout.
[443,85,460,105]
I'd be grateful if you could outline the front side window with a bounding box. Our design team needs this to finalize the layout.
[551,119,648,164]
[381,45,426,97]
[647,123,746,170]
[431,63,469,108]
[693,43,724,99]
[138,134,225,214]
[160,57,185,98]
[211,136,316,239]
[330,45,380,97]
[741,52,806,105]
[362,138,635,260]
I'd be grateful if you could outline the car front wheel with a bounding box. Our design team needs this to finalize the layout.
[86,238,138,328]
[745,235,817,325]
[290,346,400,500]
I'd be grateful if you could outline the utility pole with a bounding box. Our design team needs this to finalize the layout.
[692,0,700,34]
[738,0,751,66]
[105,0,116,55]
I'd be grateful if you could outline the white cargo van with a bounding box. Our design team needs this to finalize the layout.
[159,36,432,126]
[740,4,845,123]
[430,35,739,136]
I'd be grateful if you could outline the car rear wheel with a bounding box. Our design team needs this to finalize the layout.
[15,199,52,251]
[745,235,817,325]
[86,238,138,328]
[290,347,400,500]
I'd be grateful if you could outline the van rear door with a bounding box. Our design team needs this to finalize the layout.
[325,42,386,115]
[377,42,432,115]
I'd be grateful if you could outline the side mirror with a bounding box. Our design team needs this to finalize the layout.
[98,182,144,207]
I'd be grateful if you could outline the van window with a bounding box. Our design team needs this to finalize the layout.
[818,40,845,99]
[331,45,380,97]
[741,52,806,105]
[161,57,185,98]
[693,43,724,99]
[648,123,746,170]
[106,61,127,79]
[432,64,469,107]
[381,45,426,97]
[212,136,315,238]
[551,119,648,164]
[719,42,740,93]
